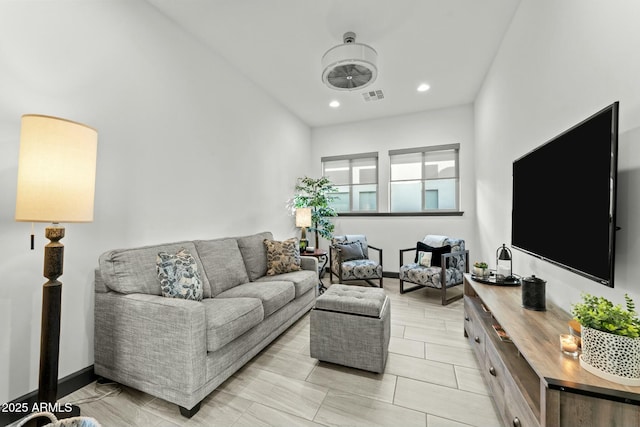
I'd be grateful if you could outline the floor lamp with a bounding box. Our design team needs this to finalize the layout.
[15,114,98,418]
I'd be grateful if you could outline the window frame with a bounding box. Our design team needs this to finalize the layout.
[321,152,379,213]
[388,143,460,213]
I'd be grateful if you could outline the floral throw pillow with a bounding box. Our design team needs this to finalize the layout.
[156,248,203,301]
[264,238,302,276]
[417,251,432,267]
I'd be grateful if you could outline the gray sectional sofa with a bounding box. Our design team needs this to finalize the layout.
[94,231,317,417]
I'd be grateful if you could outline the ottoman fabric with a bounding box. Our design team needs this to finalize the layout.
[310,284,390,373]
[315,284,386,317]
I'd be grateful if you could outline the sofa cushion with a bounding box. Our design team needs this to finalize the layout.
[216,281,295,317]
[98,241,212,297]
[255,269,317,298]
[202,297,264,352]
[156,248,204,301]
[264,238,302,276]
[194,238,250,297]
[237,231,273,281]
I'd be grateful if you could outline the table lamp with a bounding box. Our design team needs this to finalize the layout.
[496,243,512,282]
[295,207,312,251]
[15,114,98,417]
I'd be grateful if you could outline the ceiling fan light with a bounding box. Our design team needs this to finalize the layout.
[321,32,378,91]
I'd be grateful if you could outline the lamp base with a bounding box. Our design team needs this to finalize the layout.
[56,404,81,419]
[18,404,80,427]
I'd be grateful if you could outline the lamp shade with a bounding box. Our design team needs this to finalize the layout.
[15,114,98,223]
[295,207,312,228]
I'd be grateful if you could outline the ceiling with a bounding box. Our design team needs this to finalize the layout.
[146,0,521,128]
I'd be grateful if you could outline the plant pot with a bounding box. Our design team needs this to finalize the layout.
[579,326,640,386]
[473,266,488,277]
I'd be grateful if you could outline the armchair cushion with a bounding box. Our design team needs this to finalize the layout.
[339,259,383,282]
[335,241,366,261]
[400,264,453,289]
[414,242,451,267]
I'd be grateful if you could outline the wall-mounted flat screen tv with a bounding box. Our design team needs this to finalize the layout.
[511,102,619,287]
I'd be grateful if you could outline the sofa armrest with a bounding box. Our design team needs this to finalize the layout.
[300,255,319,272]
[94,292,207,392]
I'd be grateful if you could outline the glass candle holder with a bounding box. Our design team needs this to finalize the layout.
[559,334,580,357]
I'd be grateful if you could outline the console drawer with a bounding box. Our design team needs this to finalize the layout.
[464,298,486,359]
[484,337,507,415]
[504,373,540,427]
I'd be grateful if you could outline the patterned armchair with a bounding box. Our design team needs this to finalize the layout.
[399,235,469,305]
[329,235,383,288]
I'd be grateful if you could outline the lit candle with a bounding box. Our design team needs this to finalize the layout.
[562,338,578,353]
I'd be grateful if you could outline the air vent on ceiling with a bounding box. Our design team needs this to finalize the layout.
[321,32,378,91]
[362,90,385,102]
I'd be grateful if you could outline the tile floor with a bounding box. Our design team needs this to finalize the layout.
[61,279,502,427]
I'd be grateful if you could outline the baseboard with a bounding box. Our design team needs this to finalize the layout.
[322,268,399,279]
[0,365,97,426]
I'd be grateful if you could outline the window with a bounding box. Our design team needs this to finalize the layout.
[322,153,378,213]
[389,144,459,212]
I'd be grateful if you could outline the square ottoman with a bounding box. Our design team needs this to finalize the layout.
[310,284,390,373]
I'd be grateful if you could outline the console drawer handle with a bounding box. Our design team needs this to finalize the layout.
[513,417,521,427]
[474,336,481,343]
[489,366,496,376]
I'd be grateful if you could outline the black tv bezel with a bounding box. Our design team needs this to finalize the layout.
[511,101,619,288]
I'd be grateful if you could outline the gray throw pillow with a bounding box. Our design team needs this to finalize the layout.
[337,241,365,261]
[156,248,203,301]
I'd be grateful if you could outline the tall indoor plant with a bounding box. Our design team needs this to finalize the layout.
[293,176,338,248]
[571,293,640,385]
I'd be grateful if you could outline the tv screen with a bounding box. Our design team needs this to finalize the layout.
[511,102,619,287]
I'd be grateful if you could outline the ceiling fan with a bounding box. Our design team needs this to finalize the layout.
[321,32,378,91]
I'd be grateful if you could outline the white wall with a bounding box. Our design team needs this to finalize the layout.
[475,0,640,311]
[0,1,310,403]
[311,105,477,269]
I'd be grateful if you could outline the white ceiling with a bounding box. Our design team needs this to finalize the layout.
[146,0,521,128]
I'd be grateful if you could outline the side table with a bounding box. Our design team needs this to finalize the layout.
[302,248,328,294]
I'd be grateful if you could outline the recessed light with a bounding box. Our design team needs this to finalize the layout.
[417,83,430,92]
[329,100,340,108]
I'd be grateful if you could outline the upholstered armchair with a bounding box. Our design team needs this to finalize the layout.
[329,235,383,288]
[399,235,469,305]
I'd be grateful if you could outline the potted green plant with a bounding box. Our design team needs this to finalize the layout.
[292,176,338,248]
[571,293,640,385]
[472,261,489,278]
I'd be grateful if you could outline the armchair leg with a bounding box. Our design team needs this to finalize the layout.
[364,278,383,289]
[400,281,426,294]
